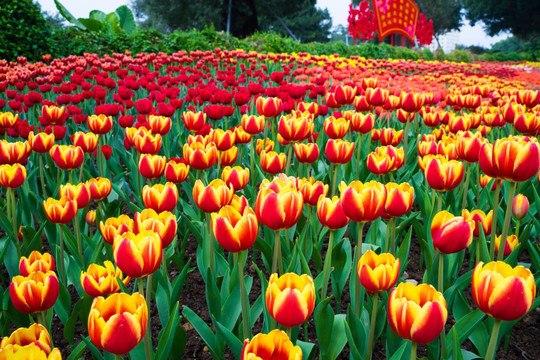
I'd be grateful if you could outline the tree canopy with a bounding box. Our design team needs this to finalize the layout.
[415,0,461,36]
[131,0,332,42]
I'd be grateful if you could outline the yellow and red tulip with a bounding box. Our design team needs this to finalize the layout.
[86,177,112,201]
[494,235,519,258]
[256,96,283,118]
[81,261,130,297]
[424,156,464,192]
[211,204,258,253]
[99,215,134,245]
[357,250,400,295]
[316,196,350,230]
[0,323,61,359]
[138,154,166,179]
[192,179,233,213]
[260,150,287,175]
[383,182,414,218]
[241,114,265,135]
[492,136,540,182]
[462,209,493,237]
[164,158,190,183]
[512,194,529,220]
[19,251,55,277]
[431,210,474,254]
[293,142,319,164]
[148,114,172,135]
[49,144,84,170]
[43,197,78,224]
[323,116,349,139]
[241,329,302,360]
[298,177,329,206]
[350,112,375,134]
[134,209,177,248]
[339,180,387,223]
[255,181,303,230]
[113,230,162,278]
[278,113,313,143]
[71,131,98,153]
[0,164,26,189]
[222,166,250,191]
[142,182,178,212]
[9,271,59,314]
[88,114,113,135]
[133,132,162,155]
[209,128,236,152]
[182,111,206,132]
[28,132,54,153]
[182,141,218,170]
[59,182,91,209]
[325,139,355,164]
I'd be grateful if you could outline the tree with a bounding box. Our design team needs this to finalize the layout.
[462,0,540,39]
[0,0,52,61]
[415,0,461,36]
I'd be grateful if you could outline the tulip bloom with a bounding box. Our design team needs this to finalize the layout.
[462,209,492,237]
[323,116,350,139]
[43,197,78,224]
[49,144,84,170]
[325,138,355,164]
[133,132,162,155]
[0,163,26,189]
[241,330,302,360]
[19,251,55,276]
[138,154,166,179]
[431,211,474,254]
[28,132,55,153]
[10,271,59,314]
[298,177,328,206]
[220,147,238,167]
[211,204,258,253]
[209,128,236,152]
[350,112,375,134]
[472,261,535,321]
[260,150,286,175]
[164,158,190,183]
[388,282,447,344]
[0,323,59,356]
[71,131,99,153]
[86,177,112,200]
[113,230,162,278]
[134,209,177,248]
[334,84,357,105]
[293,142,319,164]
[494,235,519,258]
[99,215,134,244]
[255,181,303,231]
[492,137,540,182]
[222,166,250,191]
[384,182,414,218]
[39,105,68,126]
[256,96,283,118]
[81,261,130,297]
[266,273,316,328]
[192,179,233,213]
[182,111,206,132]
[317,196,350,230]
[241,114,265,135]
[59,182,91,209]
[357,250,400,295]
[424,157,464,192]
[339,180,387,223]
[512,194,529,220]
[148,115,171,135]
[456,132,484,163]
[142,182,178,212]
[88,292,148,355]
[366,87,389,107]
[182,141,218,170]
[0,140,31,165]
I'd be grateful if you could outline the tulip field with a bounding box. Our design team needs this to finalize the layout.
[0,50,539,360]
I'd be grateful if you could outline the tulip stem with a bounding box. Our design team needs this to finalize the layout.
[285,326,292,339]
[489,180,501,260]
[74,213,83,265]
[303,206,312,255]
[238,251,250,339]
[355,134,362,179]
[249,138,256,199]
[384,220,390,253]
[138,277,153,360]
[403,120,411,158]
[437,191,443,213]
[475,163,480,207]
[354,222,365,317]
[485,319,501,360]
[205,213,215,277]
[39,310,47,329]
[285,144,293,175]
[162,249,168,279]
[272,230,283,275]
[497,182,517,261]
[461,163,471,210]
[321,230,335,299]
[515,219,520,239]
[366,292,379,360]
[410,342,417,360]
[217,151,222,178]
[438,252,444,293]
[330,164,338,197]
[8,189,20,258]
[39,154,47,197]
[58,225,66,284]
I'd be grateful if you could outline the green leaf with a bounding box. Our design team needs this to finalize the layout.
[78,18,105,32]
[296,340,316,360]
[54,0,87,29]
[64,294,93,344]
[214,319,244,358]
[89,10,107,22]
[155,302,180,360]
[115,5,137,35]
[53,281,71,325]
[105,12,121,34]
[66,340,87,360]
[81,336,104,360]
[344,307,367,360]
[388,341,409,360]
[446,309,485,350]
[182,306,218,357]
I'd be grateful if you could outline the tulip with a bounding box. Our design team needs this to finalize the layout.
[39,105,68,126]
[492,136,540,183]
[494,234,519,258]
[241,329,302,360]
[323,116,349,139]
[339,180,387,223]
[366,146,404,175]
[133,132,162,155]
[325,138,355,164]
[222,166,250,191]
[260,150,286,175]
[164,158,190,183]
[513,112,540,136]
[49,144,84,170]
[317,196,350,231]
[209,128,236,152]
[0,343,62,359]
[182,111,206,132]
[431,210,474,254]
[462,209,492,237]
[138,154,166,179]
[255,138,274,156]
[86,177,112,201]
[424,156,464,192]
[334,84,357,105]
[86,210,96,225]
[379,128,403,147]
[148,114,171,135]
[0,111,18,128]
[256,96,283,118]
[113,230,162,278]
[88,292,148,355]
[81,261,130,297]
[59,182,90,209]
[0,163,26,189]
[384,182,414,218]
[142,182,178,213]
[125,127,151,147]
[365,87,389,107]
[388,282,447,345]
[471,261,535,360]
[71,131,99,153]
[350,112,375,134]
[99,215,134,245]
[233,125,251,144]
[293,142,319,165]
[192,179,233,213]
[456,132,484,163]
[266,273,315,328]
[88,114,113,135]
[241,114,265,135]
[278,113,313,143]
[19,251,55,276]
[134,209,177,248]
[28,132,54,153]
[255,181,303,231]
[10,271,59,314]
[512,194,529,220]
[42,197,78,224]
[298,177,329,207]
[211,204,258,253]
[0,140,31,165]
[220,146,238,167]
[182,141,218,171]
[0,323,57,356]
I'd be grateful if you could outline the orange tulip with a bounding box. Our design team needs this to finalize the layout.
[334,84,357,105]
[462,209,493,237]
[211,203,258,252]
[209,128,236,152]
[88,292,148,355]
[81,261,130,297]
[266,273,316,328]
[0,111,18,128]
[278,113,313,143]
[28,132,54,153]
[241,329,302,360]
[220,146,238,167]
[88,114,113,135]
[339,180,387,223]
[182,111,206,132]
[19,251,55,276]
[256,96,283,118]
[142,182,178,212]
[255,180,303,230]
[293,142,319,164]
[298,177,328,207]
[325,139,355,164]
[379,128,403,147]
[241,114,265,135]
[512,194,529,220]
[424,157,464,192]
[113,230,162,278]
[357,250,400,295]
[134,209,177,248]
[492,136,540,182]
[431,211,474,254]
[164,158,190,183]
[86,177,112,200]
[133,132,162,155]
[0,164,26,189]
[99,215,134,245]
[71,131,99,153]
[260,150,286,175]
[192,179,233,213]
[365,87,389,107]
[39,105,68,126]
[49,144,84,170]
[384,182,414,218]
[59,182,91,208]
[148,114,171,135]
[256,138,274,156]
[0,323,59,358]
[494,235,519,258]
[323,116,349,139]
[222,166,250,191]
[472,261,535,321]
[317,196,350,230]
[43,197,77,224]
[388,282,447,344]
[350,112,375,134]
[10,271,59,314]
[182,141,218,170]
[138,154,166,179]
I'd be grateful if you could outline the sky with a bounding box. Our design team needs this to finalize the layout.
[38,0,511,48]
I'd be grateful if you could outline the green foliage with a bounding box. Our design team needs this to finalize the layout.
[415,0,462,36]
[446,49,471,63]
[0,0,52,61]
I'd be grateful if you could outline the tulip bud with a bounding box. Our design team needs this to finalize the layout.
[431,210,474,254]
[512,194,529,220]
[357,250,400,295]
